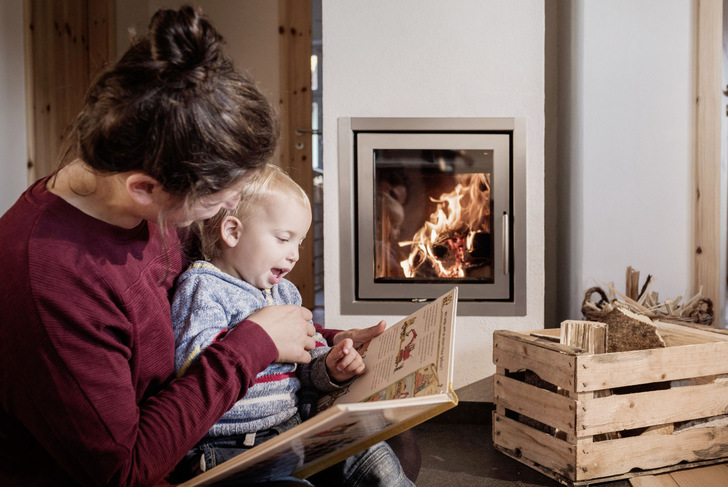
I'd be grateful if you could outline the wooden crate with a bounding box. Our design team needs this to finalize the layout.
[492,321,728,486]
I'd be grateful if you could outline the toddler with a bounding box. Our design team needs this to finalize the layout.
[171,164,414,486]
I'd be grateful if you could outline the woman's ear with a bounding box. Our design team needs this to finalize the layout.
[220,216,243,248]
[126,173,162,206]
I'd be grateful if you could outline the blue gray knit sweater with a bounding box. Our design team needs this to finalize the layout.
[171,261,341,438]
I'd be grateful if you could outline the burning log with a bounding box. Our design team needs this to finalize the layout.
[399,173,492,278]
[403,230,492,279]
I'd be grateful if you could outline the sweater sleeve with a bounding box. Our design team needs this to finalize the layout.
[297,347,354,393]
[0,235,277,486]
[2,273,277,487]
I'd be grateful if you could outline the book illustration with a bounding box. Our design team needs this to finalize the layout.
[301,422,364,463]
[394,318,417,372]
[205,411,400,484]
[357,338,371,359]
[219,446,304,484]
[318,315,432,410]
[362,363,439,402]
[414,363,440,396]
[210,419,391,484]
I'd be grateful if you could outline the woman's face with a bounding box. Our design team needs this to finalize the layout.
[165,181,246,227]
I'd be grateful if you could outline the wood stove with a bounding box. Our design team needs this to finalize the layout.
[337,117,526,316]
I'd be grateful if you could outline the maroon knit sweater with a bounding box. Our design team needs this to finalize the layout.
[0,179,334,486]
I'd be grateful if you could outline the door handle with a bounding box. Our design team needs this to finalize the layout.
[295,128,322,136]
[502,212,510,275]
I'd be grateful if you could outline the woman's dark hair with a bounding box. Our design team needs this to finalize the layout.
[60,5,279,200]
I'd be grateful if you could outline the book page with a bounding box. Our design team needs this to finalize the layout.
[319,288,457,408]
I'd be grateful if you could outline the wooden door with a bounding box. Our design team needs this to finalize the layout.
[278,0,315,309]
[24,0,115,182]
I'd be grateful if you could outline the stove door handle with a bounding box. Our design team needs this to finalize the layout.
[502,212,510,275]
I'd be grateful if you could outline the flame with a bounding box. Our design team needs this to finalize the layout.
[400,173,491,278]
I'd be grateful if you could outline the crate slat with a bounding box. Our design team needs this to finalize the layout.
[578,424,728,480]
[493,330,578,390]
[494,374,576,434]
[492,411,576,481]
[576,341,728,392]
[579,381,728,436]
[655,320,728,345]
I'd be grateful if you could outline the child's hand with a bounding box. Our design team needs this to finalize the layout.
[326,338,365,383]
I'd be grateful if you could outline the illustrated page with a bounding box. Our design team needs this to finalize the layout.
[320,288,457,408]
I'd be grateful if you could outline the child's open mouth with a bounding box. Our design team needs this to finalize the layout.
[270,268,289,284]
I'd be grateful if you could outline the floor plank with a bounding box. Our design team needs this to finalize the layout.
[630,465,728,487]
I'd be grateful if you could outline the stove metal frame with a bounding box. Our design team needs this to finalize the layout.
[337,117,526,316]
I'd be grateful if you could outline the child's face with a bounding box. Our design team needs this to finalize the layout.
[223,194,312,289]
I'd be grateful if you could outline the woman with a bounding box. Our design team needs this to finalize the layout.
[0,6,418,486]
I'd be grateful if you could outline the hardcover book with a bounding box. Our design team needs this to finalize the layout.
[181,287,459,485]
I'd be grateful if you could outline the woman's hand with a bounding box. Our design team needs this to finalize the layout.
[247,305,316,363]
[333,320,387,349]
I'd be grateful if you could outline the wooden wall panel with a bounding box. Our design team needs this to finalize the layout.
[694,0,722,325]
[278,0,315,309]
[25,0,114,182]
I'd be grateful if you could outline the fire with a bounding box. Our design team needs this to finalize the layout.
[400,173,491,278]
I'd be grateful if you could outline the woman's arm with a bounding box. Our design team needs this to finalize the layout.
[0,240,286,486]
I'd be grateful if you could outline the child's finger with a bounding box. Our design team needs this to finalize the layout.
[335,338,352,355]
[344,355,366,375]
[336,349,356,371]
[346,357,365,375]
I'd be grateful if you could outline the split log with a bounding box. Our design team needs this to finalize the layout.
[602,307,666,353]
[560,320,607,354]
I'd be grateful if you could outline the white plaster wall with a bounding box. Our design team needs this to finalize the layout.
[564,0,695,319]
[321,0,546,400]
[0,0,28,215]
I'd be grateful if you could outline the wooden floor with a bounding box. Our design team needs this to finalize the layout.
[629,464,728,487]
[414,402,728,487]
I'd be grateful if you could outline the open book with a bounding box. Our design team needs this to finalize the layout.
[180,288,459,486]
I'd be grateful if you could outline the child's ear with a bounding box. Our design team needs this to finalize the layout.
[126,173,162,206]
[220,216,243,248]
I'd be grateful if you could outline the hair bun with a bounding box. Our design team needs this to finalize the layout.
[148,5,228,87]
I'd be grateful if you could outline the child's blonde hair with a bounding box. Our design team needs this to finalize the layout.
[195,164,311,261]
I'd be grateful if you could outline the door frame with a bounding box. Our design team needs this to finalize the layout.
[695,0,723,325]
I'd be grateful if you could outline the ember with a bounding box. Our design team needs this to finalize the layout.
[400,173,491,278]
